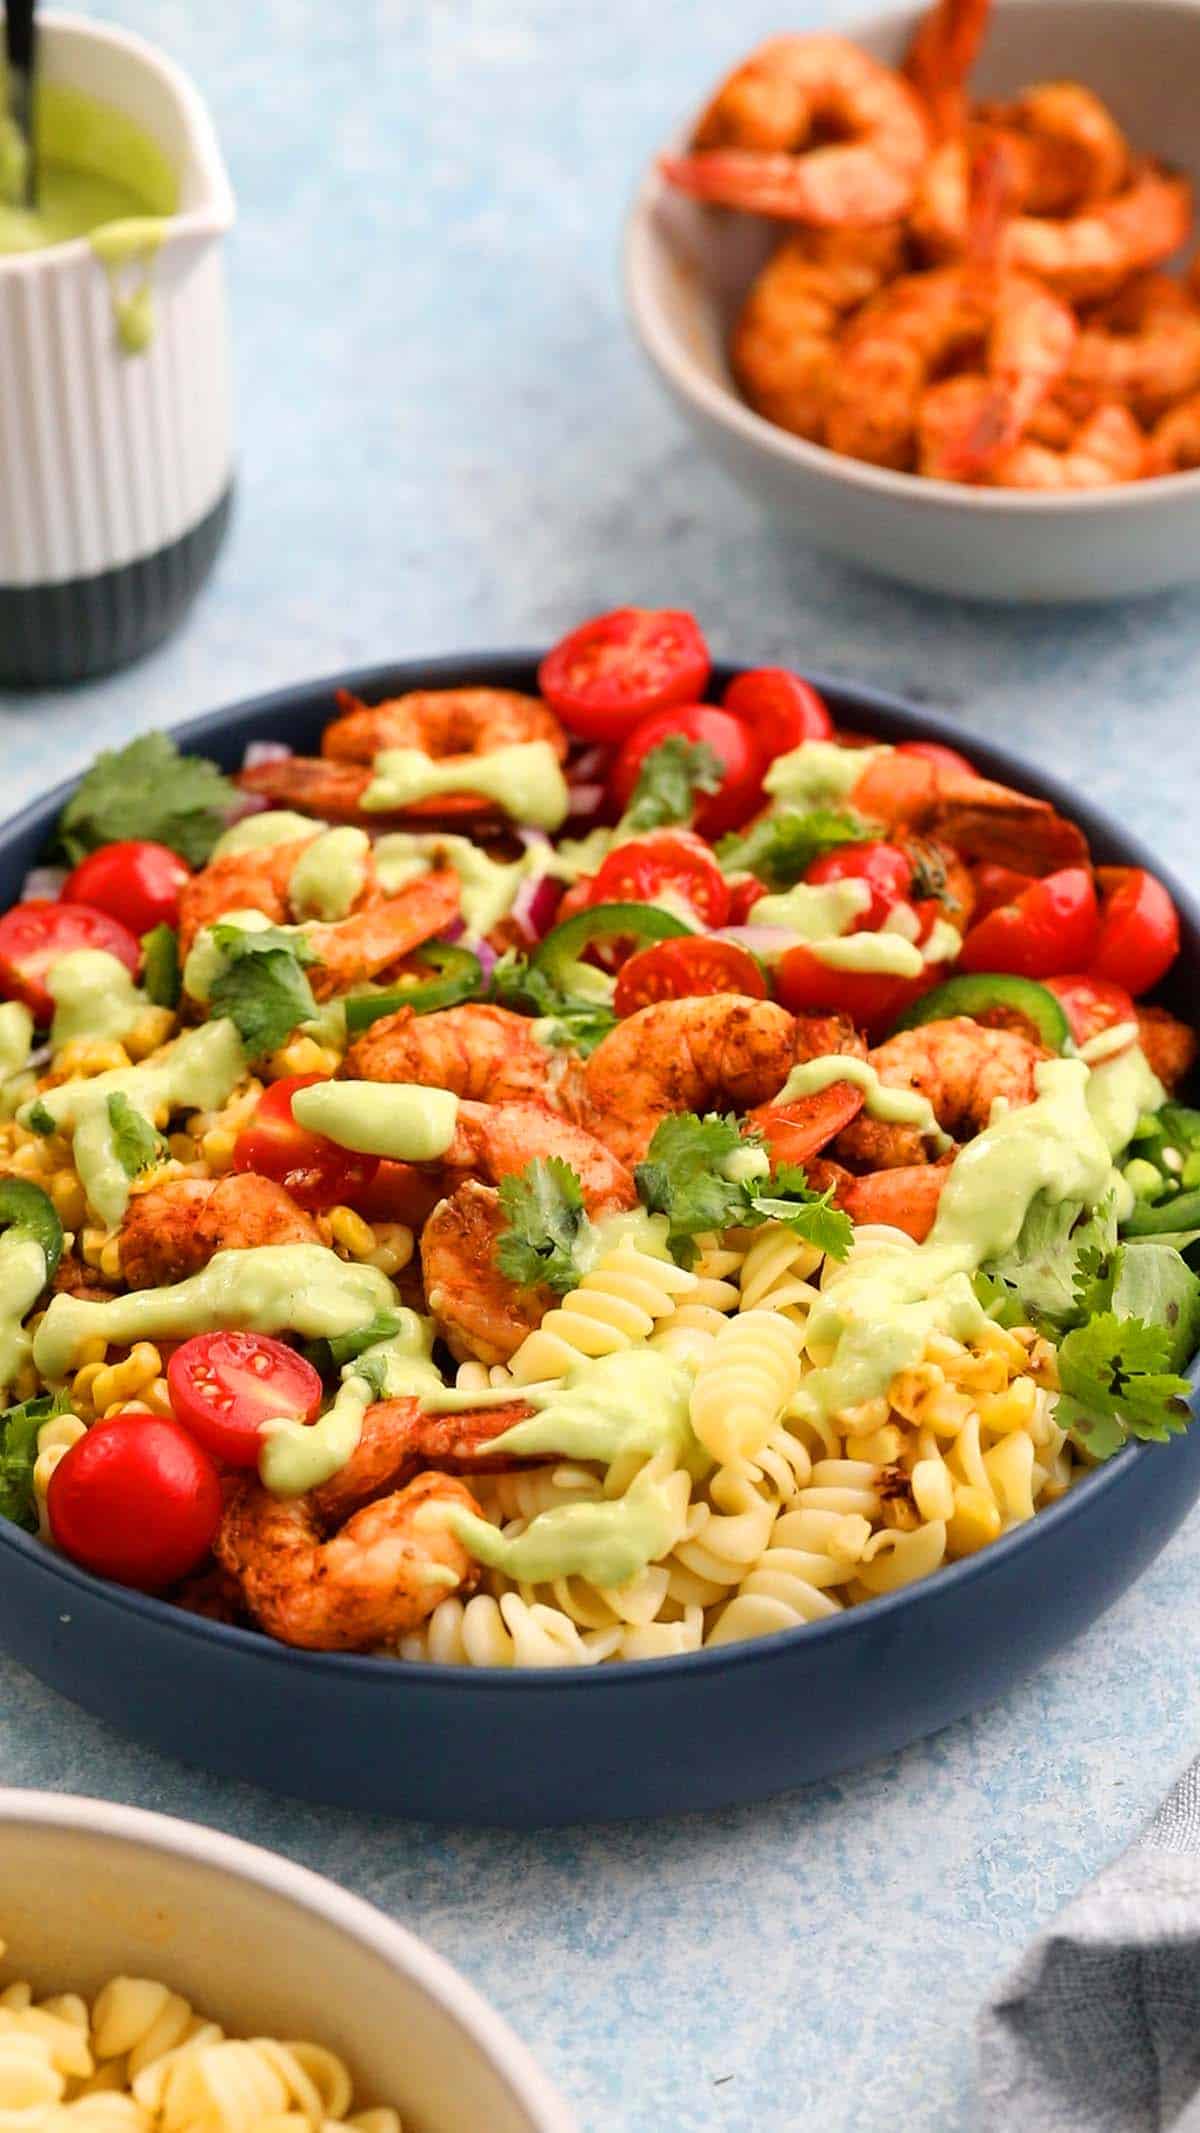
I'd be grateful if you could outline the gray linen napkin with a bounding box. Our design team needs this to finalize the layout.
[979,1763,1200,2130]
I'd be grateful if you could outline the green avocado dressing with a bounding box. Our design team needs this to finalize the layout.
[1086,1044,1165,1156]
[441,1351,702,1586]
[33,1242,398,1382]
[288,828,370,923]
[0,1235,48,1395]
[793,1056,1120,1426]
[362,741,570,831]
[373,831,537,937]
[19,1019,244,1228]
[291,1080,460,1162]
[47,950,147,1052]
[746,878,925,977]
[260,1307,440,1496]
[763,740,888,809]
[776,1055,951,1151]
[0,1002,33,1118]
[0,83,178,353]
[211,812,326,861]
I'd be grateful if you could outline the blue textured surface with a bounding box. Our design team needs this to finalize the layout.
[2,2,1200,2127]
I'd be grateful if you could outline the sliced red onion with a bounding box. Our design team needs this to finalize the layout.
[510,871,563,943]
[441,913,466,944]
[472,938,498,984]
[569,745,610,782]
[517,827,552,853]
[21,865,68,901]
[220,792,271,827]
[242,739,293,768]
[565,783,606,821]
[713,925,804,965]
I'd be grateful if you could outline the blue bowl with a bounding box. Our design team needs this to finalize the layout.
[1,654,1197,1827]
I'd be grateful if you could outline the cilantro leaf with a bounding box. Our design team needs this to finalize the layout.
[0,1391,71,1531]
[715,807,872,891]
[106,1093,167,1180]
[26,1101,55,1138]
[327,1312,407,1369]
[742,1163,854,1262]
[208,925,319,1058]
[488,950,616,1056]
[619,738,722,834]
[972,1269,1028,1329]
[141,924,181,1010]
[496,1158,592,1294]
[54,734,238,869]
[1056,1312,1193,1451]
[634,1113,749,1267]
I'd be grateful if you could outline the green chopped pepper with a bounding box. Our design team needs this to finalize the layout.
[0,1178,63,1282]
[1123,1188,1200,1238]
[532,902,692,992]
[891,973,1071,1052]
[343,942,482,1034]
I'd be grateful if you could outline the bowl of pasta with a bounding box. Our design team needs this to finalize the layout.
[0,1789,575,2132]
[0,611,1197,1824]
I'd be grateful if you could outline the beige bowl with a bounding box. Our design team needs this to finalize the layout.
[0,1791,575,2133]
[625,0,1200,602]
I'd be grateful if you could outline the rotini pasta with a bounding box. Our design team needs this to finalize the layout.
[506,1240,697,1384]
[688,1309,803,1465]
[0,1954,401,2133]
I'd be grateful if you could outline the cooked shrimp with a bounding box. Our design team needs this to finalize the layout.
[120,1173,320,1288]
[826,266,1074,473]
[849,750,1088,873]
[421,1181,551,1366]
[976,82,1129,208]
[991,400,1146,488]
[1136,1006,1198,1094]
[214,1470,481,1652]
[322,686,566,766]
[342,1002,573,1110]
[313,1387,537,1525]
[1000,162,1192,302]
[733,224,908,440]
[1146,391,1200,475]
[913,277,1077,481]
[660,36,929,226]
[178,837,320,956]
[304,873,461,999]
[834,1016,1046,1169]
[1066,274,1200,423]
[236,756,379,824]
[902,0,990,141]
[897,833,976,927]
[442,1098,638,1211]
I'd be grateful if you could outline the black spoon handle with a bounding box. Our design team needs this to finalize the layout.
[5,0,36,209]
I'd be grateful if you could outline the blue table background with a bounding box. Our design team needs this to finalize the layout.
[3,3,1199,2127]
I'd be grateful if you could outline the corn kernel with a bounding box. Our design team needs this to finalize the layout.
[124,1008,176,1061]
[47,1171,87,1229]
[76,1337,108,1368]
[91,1342,162,1415]
[839,1396,889,1436]
[266,1036,341,1080]
[200,1127,238,1172]
[845,1423,903,1464]
[919,1384,973,1438]
[888,1364,944,1422]
[50,1037,132,1083]
[911,1457,955,1523]
[367,1222,413,1276]
[947,1483,1002,1557]
[80,1227,109,1271]
[327,1206,377,1261]
[71,1362,106,1418]
[978,1376,1038,1436]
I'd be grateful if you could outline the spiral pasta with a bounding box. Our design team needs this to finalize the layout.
[397,1591,622,1666]
[0,1956,401,2133]
[32,1414,86,1540]
[736,1224,824,1322]
[506,1241,697,1384]
[688,1308,803,1465]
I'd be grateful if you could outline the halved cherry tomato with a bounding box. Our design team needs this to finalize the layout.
[613,936,767,1015]
[167,1331,324,1468]
[774,944,941,1037]
[896,739,976,776]
[610,706,763,839]
[805,840,913,931]
[47,1411,222,1591]
[539,608,710,743]
[726,876,767,925]
[0,901,141,1023]
[722,669,833,760]
[62,841,191,937]
[232,1074,379,1211]
[1045,974,1137,1049]
[589,829,730,927]
[754,1083,865,1168]
[958,867,1099,980]
[971,862,1037,923]
[1088,867,1179,997]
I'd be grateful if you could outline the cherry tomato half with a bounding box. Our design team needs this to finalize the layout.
[232,1074,380,1211]
[895,739,977,776]
[1088,867,1180,997]
[1045,974,1137,1050]
[589,829,730,927]
[167,1331,324,1468]
[610,706,763,839]
[726,876,767,926]
[957,867,1099,980]
[0,901,141,1023]
[62,841,191,937]
[613,936,767,1015]
[971,862,1037,924]
[722,669,833,760]
[774,944,941,1038]
[805,841,914,932]
[539,608,711,743]
[47,1411,222,1590]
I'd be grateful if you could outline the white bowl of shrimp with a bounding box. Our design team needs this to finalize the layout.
[0,1789,576,2133]
[626,0,1200,601]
